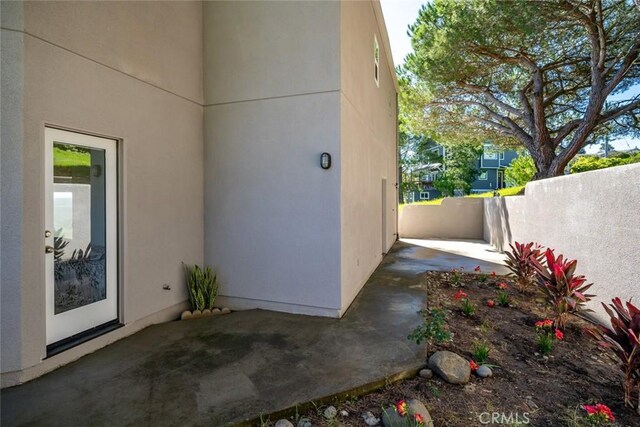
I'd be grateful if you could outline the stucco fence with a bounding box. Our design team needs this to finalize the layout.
[399,163,640,321]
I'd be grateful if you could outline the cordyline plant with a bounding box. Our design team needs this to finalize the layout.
[504,242,543,293]
[586,298,640,414]
[532,249,595,328]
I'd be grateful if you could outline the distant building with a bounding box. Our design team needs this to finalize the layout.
[407,143,520,202]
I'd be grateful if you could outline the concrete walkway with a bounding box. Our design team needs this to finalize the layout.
[1,240,506,426]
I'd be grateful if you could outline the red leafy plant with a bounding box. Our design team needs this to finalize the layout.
[532,249,595,328]
[504,242,543,293]
[586,298,640,414]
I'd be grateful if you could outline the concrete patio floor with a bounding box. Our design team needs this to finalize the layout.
[1,239,506,426]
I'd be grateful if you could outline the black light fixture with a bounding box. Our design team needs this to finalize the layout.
[320,152,332,170]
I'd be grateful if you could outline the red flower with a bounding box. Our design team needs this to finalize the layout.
[582,404,615,422]
[396,400,407,416]
[454,290,468,300]
[474,266,481,272]
[469,360,479,372]
[594,404,615,421]
[497,282,508,290]
[487,300,495,308]
[555,329,564,340]
[414,413,425,425]
[535,319,553,328]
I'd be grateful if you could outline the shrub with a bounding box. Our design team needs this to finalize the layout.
[585,298,640,414]
[497,290,510,307]
[505,154,536,186]
[183,263,218,311]
[532,249,595,328]
[504,242,543,293]
[472,339,490,363]
[570,152,640,174]
[408,308,453,345]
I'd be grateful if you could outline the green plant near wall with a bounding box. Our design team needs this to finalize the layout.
[183,263,218,311]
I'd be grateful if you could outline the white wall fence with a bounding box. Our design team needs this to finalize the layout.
[400,163,640,320]
[399,198,484,239]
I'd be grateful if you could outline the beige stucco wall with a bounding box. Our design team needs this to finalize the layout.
[339,0,398,312]
[399,198,485,240]
[203,1,343,316]
[484,164,640,320]
[1,1,203,385]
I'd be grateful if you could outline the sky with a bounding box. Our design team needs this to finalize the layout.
[379,0,639,154]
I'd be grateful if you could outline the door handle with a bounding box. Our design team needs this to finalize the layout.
[45,245,54,254]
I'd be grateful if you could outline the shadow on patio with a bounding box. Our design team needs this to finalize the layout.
[1,240,505,426]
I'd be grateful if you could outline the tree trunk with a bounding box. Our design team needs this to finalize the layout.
[531,142,566,180]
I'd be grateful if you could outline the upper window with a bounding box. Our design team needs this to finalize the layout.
[499,152,505,160]
[374,35,380,87]
[483,148,497,160]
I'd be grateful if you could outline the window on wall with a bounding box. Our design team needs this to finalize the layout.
[499,152,505,160]
[420,192,429,200]
[374,35,380,87]
[479,171,488,180]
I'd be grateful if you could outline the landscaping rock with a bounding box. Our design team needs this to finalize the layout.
[323,406,337,419]
[180,310,192,320]
[202,309,212,316]
[211,308,222,315]
[297,418,312,427]
[340,410,349,417]
[476,365,493,378]
[192,309,202,318]
[221,307,231,314]
[362,411,380,426]
[419,368,433,379]
[428,351,471,384]
[382,399,433,427]
[275,420,294,427]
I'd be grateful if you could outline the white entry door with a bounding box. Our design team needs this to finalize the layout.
[44,127,118,345]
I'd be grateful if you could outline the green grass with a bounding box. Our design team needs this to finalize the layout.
[400,185,525,208]
[53,146,90,167]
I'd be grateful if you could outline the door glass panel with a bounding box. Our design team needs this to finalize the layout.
[53,143,107,314]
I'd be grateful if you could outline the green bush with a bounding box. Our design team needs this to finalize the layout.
[570,153,640,174]
[505,155,536,186]
[183,263,218,311]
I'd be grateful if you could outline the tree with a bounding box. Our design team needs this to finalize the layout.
[505,155,536,186]
[433,142,483,196]
[398,132,441,203]
[402,0,640,180]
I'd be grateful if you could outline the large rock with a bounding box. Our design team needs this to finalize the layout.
[382,399,433,427]
[275,420,294,427]
[428,351,471,384]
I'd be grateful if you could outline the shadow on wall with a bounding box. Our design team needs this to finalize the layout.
[482,163,640,321]
[483,196,514,252]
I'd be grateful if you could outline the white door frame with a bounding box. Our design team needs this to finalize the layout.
[44,127,119,345]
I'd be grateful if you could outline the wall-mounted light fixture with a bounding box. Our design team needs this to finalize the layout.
[320,152,331,170]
